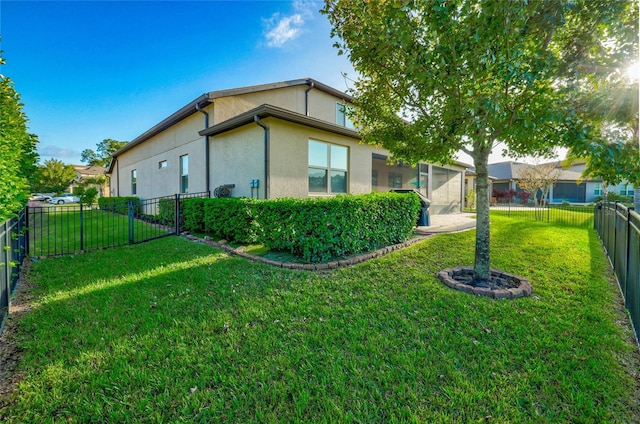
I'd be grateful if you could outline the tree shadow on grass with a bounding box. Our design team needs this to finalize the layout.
[3,228,639,422]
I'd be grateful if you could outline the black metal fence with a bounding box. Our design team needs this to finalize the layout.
[472,203,596,227]
[28,192,209,257]
[595,202,639,345]
[1,211,27,333]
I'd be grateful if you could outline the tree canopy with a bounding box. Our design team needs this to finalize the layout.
[322,0,637,281]
[0,52,39,218]
[81,138,127,167]
[565,75,639,186]
[34,159,78,194]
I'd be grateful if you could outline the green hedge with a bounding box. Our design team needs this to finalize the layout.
[182,198,206,232]
[203,198,256,244]
[182,192,421,263]
[157,198,176,226]
[253,193,421,263]
[98,197,142,215]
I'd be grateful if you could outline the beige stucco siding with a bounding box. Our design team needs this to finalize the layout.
[208,118,369,199]
[213,86,306,123]
[268,119,370,199]
[209,125,265,199]
[307,89,350,125]
[114,113,208,198]
[212,86,351,127]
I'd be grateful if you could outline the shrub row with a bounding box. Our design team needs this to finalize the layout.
[181,192,421,263]
[158,198,176,226]
[98,197,142,215]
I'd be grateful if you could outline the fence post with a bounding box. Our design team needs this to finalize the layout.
[25,206,30,256]
[79,202,84,251]
[128,200,135,244]
[625,207,633,308]
[613,201,620,266]
[173,193,180,235]
[3,220,11,317]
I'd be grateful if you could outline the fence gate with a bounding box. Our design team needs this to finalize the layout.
[27,193,209,257]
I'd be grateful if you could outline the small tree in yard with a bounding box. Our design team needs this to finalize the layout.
[516,163,561,207]
[78,187,99,206]
[322,0,637,284]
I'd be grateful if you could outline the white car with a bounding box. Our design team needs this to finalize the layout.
[30,193,52,201]
[49,193,80,204]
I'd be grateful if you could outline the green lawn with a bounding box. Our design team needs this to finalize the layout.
[28,207,170,257]
[2,216,638,422]
[488,205,595,228]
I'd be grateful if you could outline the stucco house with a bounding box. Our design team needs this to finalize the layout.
[107,78,468,214]
[69,165,108,197]
[488,160,635,204]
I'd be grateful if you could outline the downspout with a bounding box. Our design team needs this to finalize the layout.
[196,102,210,194]
[116,159,120,196]
[254,115,269,199]
[304,80,315,116]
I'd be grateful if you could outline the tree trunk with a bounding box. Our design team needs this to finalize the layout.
[474,154,491,282]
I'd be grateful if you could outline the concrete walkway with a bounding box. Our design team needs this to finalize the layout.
[415,212,477,234]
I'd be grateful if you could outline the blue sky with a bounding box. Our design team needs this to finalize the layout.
[1,0,356,164]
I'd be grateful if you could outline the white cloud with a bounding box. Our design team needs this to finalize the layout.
[263,1,316,48]
[39,145,80,160]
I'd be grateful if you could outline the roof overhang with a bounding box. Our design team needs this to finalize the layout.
[106,78,352,174]
[107,92,213,173]
[199,104,361,139]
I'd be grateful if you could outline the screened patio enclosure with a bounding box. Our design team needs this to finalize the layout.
[371,154,464,214]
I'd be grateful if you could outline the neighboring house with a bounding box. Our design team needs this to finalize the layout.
[107,78,468,214]
[69,165,108,197]
[463,169,497,208]
[488,160,635,204]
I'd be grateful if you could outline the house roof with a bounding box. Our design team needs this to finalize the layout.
[199,103,360,139]
[487,161,528,180]
[73,165,107,176]
[488,160,601,183]
[107,78,351,173]
[465,168,497,180]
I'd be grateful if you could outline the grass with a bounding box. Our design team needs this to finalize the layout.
[28,207,170,257]
[1,216,639,422]
[487,205,595,227]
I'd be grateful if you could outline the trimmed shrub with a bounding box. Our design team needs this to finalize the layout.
[98,197,142,215]
[182,198,207,232]
[158,198,175,226]
[186,193,420,263]
[253,192,421,263]
[202,198,256,243]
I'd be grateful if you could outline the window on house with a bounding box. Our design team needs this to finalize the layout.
[308,140,348,194]
[594,183,603,196]
[388,172,403,188]
[336,103,355,129]
[620,184,634,196]
[180,155,189,193]
[159,160,167,169]
[131,169,137,195]
[371,169,378,187]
